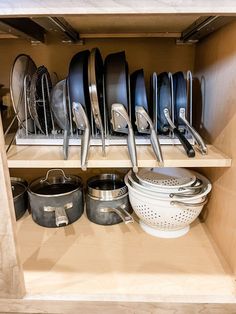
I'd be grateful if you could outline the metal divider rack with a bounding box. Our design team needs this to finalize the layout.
[15,71,195,147]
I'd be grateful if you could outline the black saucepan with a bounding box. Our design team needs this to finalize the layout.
[28,169,83,228]
[11,177,28,220]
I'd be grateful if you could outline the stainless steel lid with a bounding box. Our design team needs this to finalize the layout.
[87,173,128,201]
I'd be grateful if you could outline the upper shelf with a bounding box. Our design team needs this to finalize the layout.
[1,1,236,16]
[6,144,231,168]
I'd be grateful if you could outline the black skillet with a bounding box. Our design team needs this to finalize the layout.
[104,51,138,172]
[68,50,91,170]
[131,69,163,163]
[157,72,195,158]
[173,71,207,154]
[88,48,105,154]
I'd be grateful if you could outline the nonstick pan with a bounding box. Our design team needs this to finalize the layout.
[88,48,105,155]
[29,65,53,134]
[105,51,138,172]
[130,69,163,164]
[50,79,70,160]
[10,54,36,133]
[157,72,195,158]
[173,72,207,154]
[68,50,91,170]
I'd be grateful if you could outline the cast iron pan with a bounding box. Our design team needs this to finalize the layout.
[68,50,91,121]
[29,65,53,134]
[157,72,195,157]
[104,51,129,133]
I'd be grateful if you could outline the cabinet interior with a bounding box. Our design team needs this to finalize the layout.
[1,15,236,302]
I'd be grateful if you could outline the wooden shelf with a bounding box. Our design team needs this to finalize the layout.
[7,144,231,168]
[16,214,236,303]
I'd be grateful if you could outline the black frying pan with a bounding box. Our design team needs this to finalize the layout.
[131,69,163,163]
[104,51,138,172]
[68,50,91,170]
[173,71,207,154]
[157,72,195,158]
[68,50,91,120]
[104,51,129,132]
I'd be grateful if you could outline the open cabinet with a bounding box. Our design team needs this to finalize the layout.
[0,1,236,313]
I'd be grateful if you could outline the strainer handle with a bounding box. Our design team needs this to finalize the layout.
[170,198,208,209]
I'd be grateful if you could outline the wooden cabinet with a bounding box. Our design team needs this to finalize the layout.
[0,1,236,313]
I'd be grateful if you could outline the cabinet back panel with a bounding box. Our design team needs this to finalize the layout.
[0,37,194,88]
[195,21,236,275]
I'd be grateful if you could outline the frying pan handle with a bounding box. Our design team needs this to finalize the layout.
[81,122,91,171]
[135,106,163,165]
[173,128,195,158]
[72,102,91,171]
[179,108,207,155]
[111,103,138,173]
[163,108,195,158]
[63,129,69,160]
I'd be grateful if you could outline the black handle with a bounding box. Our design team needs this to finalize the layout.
[173,128,195,158]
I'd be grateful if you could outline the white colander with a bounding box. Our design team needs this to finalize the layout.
[125,174,211,238]
[136,167,196,189]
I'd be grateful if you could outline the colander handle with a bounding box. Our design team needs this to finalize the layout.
[170,198,208,208]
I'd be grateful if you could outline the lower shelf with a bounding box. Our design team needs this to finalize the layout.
[16,214,236,303]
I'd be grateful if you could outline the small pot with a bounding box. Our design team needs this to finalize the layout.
[11,177,28,220]
[28,169,83,228]
[86,174,133,226]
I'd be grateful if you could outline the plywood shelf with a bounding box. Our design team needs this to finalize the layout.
[16,214,236,303]
[6,144,231,168]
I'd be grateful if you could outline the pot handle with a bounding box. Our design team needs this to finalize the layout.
[40,168,71,183]
[44,202,72,227]
[170,198,208,209]
[100,205,134,224]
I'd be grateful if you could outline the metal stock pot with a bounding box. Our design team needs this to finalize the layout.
[86,174,133,226]
[28,169,83,228]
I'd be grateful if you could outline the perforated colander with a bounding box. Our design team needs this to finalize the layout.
[136,167,196,189]
[125,172,211,238]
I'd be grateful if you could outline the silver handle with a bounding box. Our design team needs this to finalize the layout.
[72,102,91,171]
[135,106,163,165]
[111,103,138,173]
[170,198,208,209]
[100,205,134,224]
[170,179,204,198]
[179,108,207,155]
[44,202,72,227]
[40,168,70,183]
[63,129,69,160]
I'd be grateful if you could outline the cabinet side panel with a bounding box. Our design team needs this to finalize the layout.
[0,117,25,297]
[194,21,236,275]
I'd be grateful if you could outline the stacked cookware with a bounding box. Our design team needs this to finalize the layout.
[125,167,212,238]
[8,49,208,173]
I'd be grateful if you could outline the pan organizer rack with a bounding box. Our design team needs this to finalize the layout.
[15,70,194,147]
